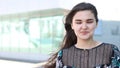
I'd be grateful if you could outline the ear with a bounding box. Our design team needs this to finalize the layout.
[95,22,98,28]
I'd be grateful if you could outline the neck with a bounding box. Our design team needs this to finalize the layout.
[76,38,98,49]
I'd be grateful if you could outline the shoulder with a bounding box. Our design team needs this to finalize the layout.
[102,42,119,51]
[57,46,75,60]
[57,45,75,56]
[57,46,74,55]
[102,42,115,46]
[102,42,117,47]
[62,45,75,52]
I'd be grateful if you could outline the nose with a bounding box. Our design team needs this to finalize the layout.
[81,23,88,29]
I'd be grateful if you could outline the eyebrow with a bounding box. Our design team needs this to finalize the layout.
[75,19,94,21]
[75,19,81,21]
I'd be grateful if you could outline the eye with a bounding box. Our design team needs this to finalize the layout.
[87,20,93,24]
[75,21,82,24]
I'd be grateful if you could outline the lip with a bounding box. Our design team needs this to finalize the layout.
[80,31,89,35]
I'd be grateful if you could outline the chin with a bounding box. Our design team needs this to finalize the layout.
[79,37,89,40]
[81,38,90,40]
[79,36,92,40]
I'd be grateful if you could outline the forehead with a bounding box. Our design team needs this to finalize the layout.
[73,10,95,20]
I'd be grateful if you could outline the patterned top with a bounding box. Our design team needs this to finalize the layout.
[56,43,120,68]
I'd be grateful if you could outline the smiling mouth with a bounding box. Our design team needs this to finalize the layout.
[81,31,89,35]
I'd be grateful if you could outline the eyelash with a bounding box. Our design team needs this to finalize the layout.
[76,22,82,24]
[75,21,93,24]
[87,21,93,23]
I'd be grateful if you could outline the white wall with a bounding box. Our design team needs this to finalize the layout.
[0,0,120,21]
[94,21,120,49]
[0,0,60,15]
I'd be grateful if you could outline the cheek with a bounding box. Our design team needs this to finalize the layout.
[90,25,97,32]
[72,24,79,30]
[73,25,81,31]
[92,26,96,30]
[73,26,81,35]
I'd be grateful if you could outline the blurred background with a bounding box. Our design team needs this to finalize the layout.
[0,0,120,68]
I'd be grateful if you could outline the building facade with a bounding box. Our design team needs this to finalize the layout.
[0,8,120,62]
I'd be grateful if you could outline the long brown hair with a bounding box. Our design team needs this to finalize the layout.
[43,2,98,68]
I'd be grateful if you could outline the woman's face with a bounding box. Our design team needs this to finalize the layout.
[71,10,97,40]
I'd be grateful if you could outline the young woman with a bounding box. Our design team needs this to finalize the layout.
[44,2,120,68]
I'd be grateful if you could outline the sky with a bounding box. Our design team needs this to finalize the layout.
[0,0,120,21]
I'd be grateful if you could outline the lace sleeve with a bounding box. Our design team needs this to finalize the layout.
[55,50,75,68]
[56,50,63,68]
[111,45,120,68]
[94,45,120,68]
